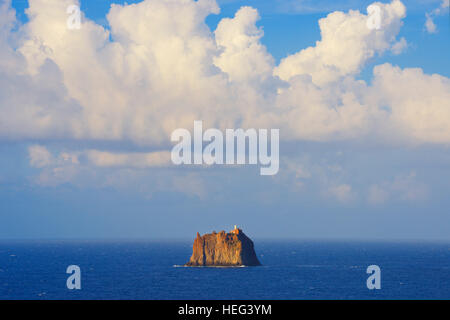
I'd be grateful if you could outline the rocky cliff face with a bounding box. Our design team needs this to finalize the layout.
[185,228,261,266]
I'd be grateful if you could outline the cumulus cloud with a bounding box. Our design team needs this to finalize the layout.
[214,6,275,85]
[274,0,406,85]
[0,0,449,176]
[369,64,450,144]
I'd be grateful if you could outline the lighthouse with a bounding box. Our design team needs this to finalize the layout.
[231,225,240,235]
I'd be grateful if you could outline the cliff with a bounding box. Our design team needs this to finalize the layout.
[185,228,261,267]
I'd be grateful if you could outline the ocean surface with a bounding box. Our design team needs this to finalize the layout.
[0,240,449,299]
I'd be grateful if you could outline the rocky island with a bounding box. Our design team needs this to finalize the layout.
[185,226,261,267]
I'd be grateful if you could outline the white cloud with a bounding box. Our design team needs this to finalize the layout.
[86,150,172,168]
[369,64,450,144]
[28,145,53,168]
[424,0,449,34]
[0,0,449,168]
[390,37,407,55]
[26,145,205,197]
[28,145,80,186]
[214,6,275,85]
[274,0,406,85]
[28,146,171,169]
[425,13,437,33]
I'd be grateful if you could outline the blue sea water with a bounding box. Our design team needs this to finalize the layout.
[0,240,449,300]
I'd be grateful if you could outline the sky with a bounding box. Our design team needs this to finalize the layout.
[0,0,449,240]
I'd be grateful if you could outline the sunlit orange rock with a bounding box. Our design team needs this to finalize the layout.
[185,227,261,267]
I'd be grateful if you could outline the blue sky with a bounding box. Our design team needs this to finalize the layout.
[0,0,449,240]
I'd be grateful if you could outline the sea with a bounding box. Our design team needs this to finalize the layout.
[0,240,449,300]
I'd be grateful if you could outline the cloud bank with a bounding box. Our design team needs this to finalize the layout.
[0,0,448,149]
[0,0,448,205]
